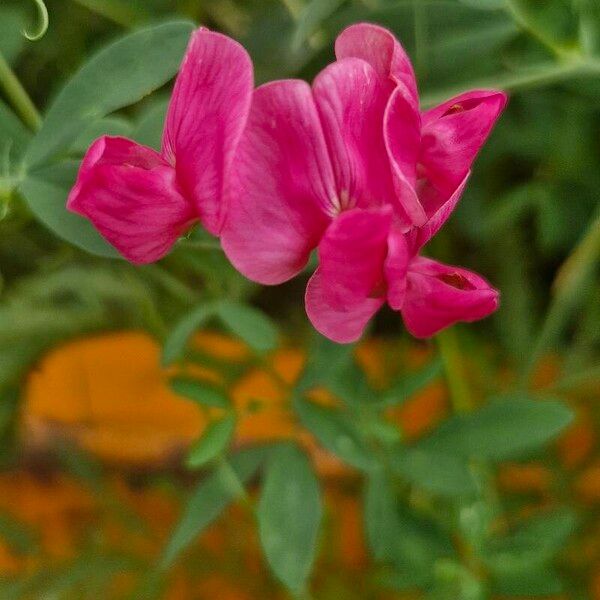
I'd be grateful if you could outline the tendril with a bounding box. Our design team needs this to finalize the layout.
[23,0,49,41]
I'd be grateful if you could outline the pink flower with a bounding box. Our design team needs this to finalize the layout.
[67,28,253,264]
[221,23,506,342]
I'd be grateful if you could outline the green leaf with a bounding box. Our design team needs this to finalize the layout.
[0,513,37,555]
[364,469,453,577]
[186,415,236,469]
[378,359,443,408]
[291,0,345,50]
[506,0,580,52]
[258,443,322,595]
[459,0,505,9]
[19,162,121,258]
[419,395,573,461]
[391,447,478,498]
[296,333,377,406]
[483,509,577,574]
[0,99,32,165]
[71,116,133,154]
[297,334,355,392]
[25,20,194,168]
[215,300,278,353]
[169,377,230,409]
[160,446,267,569]
[427,560,487,600]
[577,0,600,54]
[132,98,168,149]
[295,399,374,470]
[492,568,564,596]
[162,303,217,365]
[364,469,403,564]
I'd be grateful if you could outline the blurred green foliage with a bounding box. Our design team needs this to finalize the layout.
[0,0,599,598]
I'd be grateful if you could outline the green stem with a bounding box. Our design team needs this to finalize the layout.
[420,58,600,108]
[436,327,473,413]
[520,210,600,387]
[0,52,41,132]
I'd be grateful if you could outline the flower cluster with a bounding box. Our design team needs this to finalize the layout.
[68,24,507,343]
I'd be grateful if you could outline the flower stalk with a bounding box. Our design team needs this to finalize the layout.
[0,51,41,132]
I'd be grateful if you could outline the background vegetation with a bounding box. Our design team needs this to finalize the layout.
[0,0,599,598]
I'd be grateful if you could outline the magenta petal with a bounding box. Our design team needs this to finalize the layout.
[334,22,418,101]
[306,271,384,344]
[162,28,253,234]
[220,80,334,285]
[304,207,391,343]
[67,136,194,264]
[384,85,427,227]
[384,228,410,310]
[401,257,499,338]
[409,173,470,251]
[312,58,398,211]
[419,90,507,212]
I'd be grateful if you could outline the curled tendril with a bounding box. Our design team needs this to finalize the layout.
[23,0,49,41]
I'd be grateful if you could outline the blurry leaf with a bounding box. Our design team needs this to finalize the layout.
[554,363,600,392]
[237,0,306,82]
[459,0,505,9]
[161,446,267,569]
[186,415,236,469]
[70,0,149,27]
[377,359,443,408]
[71,116,133,154]
[577,0,600,54]
[365,469,402,564]
[506,0,580,52]
[295,398,374,469]
[363,418,402,446]
[365,469,453,577]
[25,554,140,599]
[298,333,375,406]
[523,210,600,381]
[297,333,354,391]
[427,560,487,600]
[535,185,575,254]
[258,443,322,595]
[292,0,346,50]
[419,395,573,461]
[391,447,478,498]
[133,98,168,149]
[169,376,230,409]
[216,300,278,353]
[491,568,564,596]
[493,226,536,360]
[19,161,121,258]
[484,509,577,574]
[25,20,194,168]
[324,1,517,93]
[0,513,37,555]
[377,569,430,592]
[162,303,217,365]
[0,99,31,166]
[480,185,535,236]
